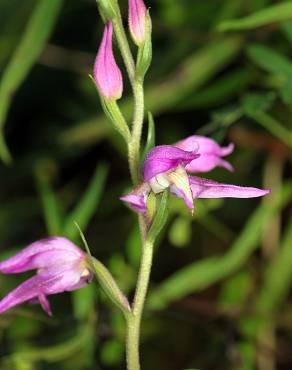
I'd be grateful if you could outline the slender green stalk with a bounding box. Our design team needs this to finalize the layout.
[110,6,150,369]
[112,16,135,85]
[126,239,154,370]
[111,12,145,184]
[128,82,145,184]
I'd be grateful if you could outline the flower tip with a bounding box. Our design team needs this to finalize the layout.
[221,142,235,156]
[262,188,271,196]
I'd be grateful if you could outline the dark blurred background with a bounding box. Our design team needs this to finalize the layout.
[0,0,291,369]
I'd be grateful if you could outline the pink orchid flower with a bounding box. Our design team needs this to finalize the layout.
[0,237,92,316]
[121,136,270,213]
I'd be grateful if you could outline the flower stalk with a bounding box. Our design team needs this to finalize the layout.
[126,238,154,370]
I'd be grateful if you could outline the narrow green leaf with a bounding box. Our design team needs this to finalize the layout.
[180,68,251,109]
[147,190,169,244]
[142,111,156,161]
[247,44,292,77]
[63,163,109,240]
[256,216,292,313]
[281,20,292,44]
[34,160,63,236]
[218,2,292,31]
[0,0,63,163]
[241,92,276,116]
[92,258,131,315]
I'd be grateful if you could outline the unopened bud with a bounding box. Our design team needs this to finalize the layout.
[93,21,123,100]
[128,0,148,46]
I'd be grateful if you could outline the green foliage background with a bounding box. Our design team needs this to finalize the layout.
[0,0,291,369]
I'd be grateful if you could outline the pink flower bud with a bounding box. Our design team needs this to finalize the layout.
[128,0,147,45]
[94,22,123,100]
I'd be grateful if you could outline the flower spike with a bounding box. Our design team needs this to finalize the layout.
[93,21,123,100]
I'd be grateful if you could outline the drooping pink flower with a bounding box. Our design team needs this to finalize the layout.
[121,137,270,213]
[0,237,93,316]
[93,21,123,100]
[128,0,147,45]
[175,135,234,172]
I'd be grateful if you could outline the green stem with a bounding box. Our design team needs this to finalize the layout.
[126,238,154,370]
[128,82,145,184]
[110,7,149,369]
[112,16,135,85]
[111,14,145,184]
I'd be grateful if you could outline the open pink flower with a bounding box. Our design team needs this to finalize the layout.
[0,237,93,316]
[93,21,123,100]
[121,136,270,213]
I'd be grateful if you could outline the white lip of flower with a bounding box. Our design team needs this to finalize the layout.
[149,173,170,193]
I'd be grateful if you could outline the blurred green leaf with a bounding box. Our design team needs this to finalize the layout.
[63,163,109,240]
[246,110,292,148]
[168,217,192,248]
[148,183,292,310]
[35,159,63,235]
[180,68,251,109]
[241,92,276,116]
[256,216,292,313]
[3,325,93,365]
[73,284,96,321]
[0,0,63,163]
[280,76,292,103]
[247,44,292,77]
[219,270,253,307]
[218,2,292,31]
[100,339,124,366]
[281,20,292,43]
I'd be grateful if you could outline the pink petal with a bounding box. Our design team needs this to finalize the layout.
[0,265,89,315]
[0,237,84,274]
[175,135,234,173]
[168,166,194,211]
[143,145,199,181]
[120,183,150,213]
[189,176,270,198]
